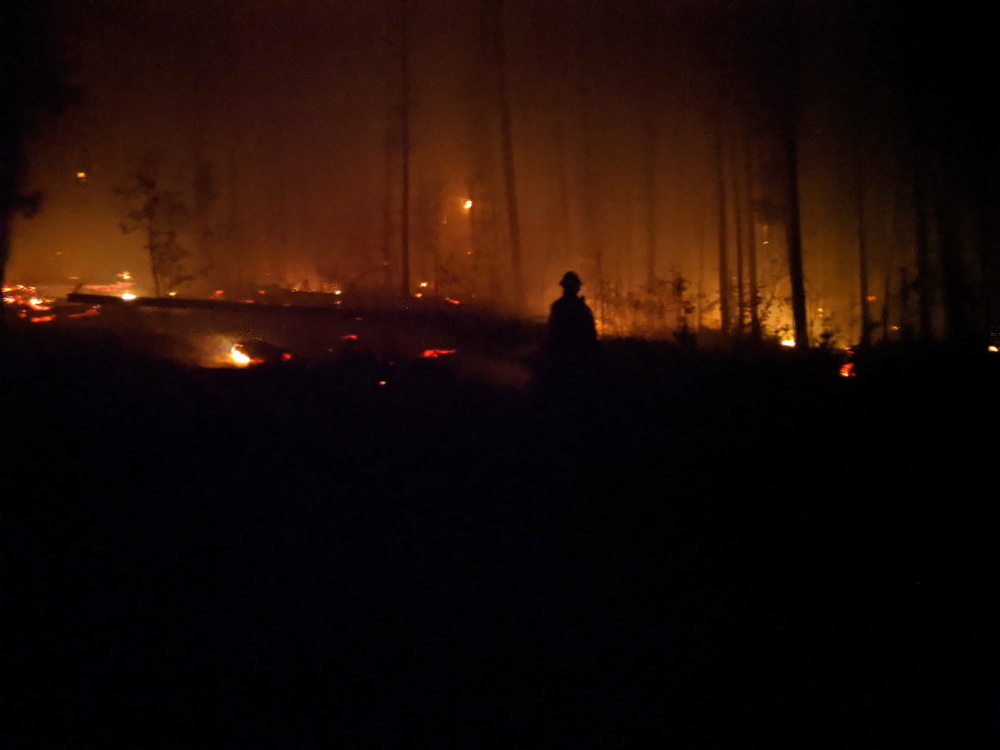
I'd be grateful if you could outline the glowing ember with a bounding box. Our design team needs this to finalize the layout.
[839,362,856,378]
[989,346,999,353]
[781,338,795,347]
[463,199,473,210]
[121,292,137,301]
[342,334,358,340]
[421,349,456,358]
[445,298,461,305]
[67,306,101,318]
[29,314,56,323]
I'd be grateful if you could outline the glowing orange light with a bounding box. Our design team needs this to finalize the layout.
[230,345,251,367]
[462,199,473,210]
[121,292,137,301]
[989,346,999,353]
[445,298,461,305]
[378,380,386,386]
[282,352,293,361]
[342,334,358,340]
[421,349,456,358]
[67,306,100,318]
[839,363,856,378]
[419,281,429,288]
[867,295,877,301]
[781,338,795,347]
[30,315,56,323]
[213,289,224,298]
[413,293,423,298]
[76,171,87,180]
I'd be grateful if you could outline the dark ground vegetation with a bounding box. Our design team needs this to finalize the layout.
[3,318,997,749]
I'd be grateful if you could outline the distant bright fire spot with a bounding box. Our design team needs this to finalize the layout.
[121,292,137,301]
[781,338,796,347]
[230,345,252,367]
[445,298,461,305]
[839,362,856,378]
[989,346,999,353]
[422,349,456,358]
[462,199,473,210]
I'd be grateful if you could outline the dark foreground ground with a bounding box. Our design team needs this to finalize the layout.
[3,323,998,749]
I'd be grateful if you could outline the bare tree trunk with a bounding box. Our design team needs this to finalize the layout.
[0,207,12,330]
[856,164,872,347]
[912,162,934,341]
[934,183,969,347]
[716,137,731,338]
[732,139,746,337]
[399,0,411,299]
[496,0,525,310]
[784,130,809,349]
[881,268,892,343]
[745,133,761,341]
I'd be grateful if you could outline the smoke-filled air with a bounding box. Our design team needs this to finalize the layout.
[9,0,997,347]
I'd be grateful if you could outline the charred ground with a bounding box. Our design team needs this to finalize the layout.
[3,320,996,749]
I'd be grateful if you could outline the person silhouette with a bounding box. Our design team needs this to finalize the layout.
[547,271,597,360]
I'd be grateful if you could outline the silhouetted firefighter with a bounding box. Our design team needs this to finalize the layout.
[536,270,600,407]
[547,271,597,360]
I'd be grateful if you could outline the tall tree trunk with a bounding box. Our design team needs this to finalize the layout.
[716,137,731,338]
[881,267,892,343]
[856,164,872,347]
[732,139,746,337]
[496,0,524,310]
[745,132,761,341]
[784,130,809,349]
[934,182,969,347]
[399,0,411,299]
[912,161,934,341]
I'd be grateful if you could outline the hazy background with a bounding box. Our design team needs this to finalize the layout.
[10,0,994,341]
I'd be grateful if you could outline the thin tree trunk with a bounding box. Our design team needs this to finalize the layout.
[496,0,524,310]
[882,267,892,343]
[856,164,872,347]
[732,139,746,337]
[0,208,11,330]
[784,130,808,349]
[935,184,968,346]
[716,137,731,338]
[745,133,761,341]
[912,162,934,341]
[399,0,411,299]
